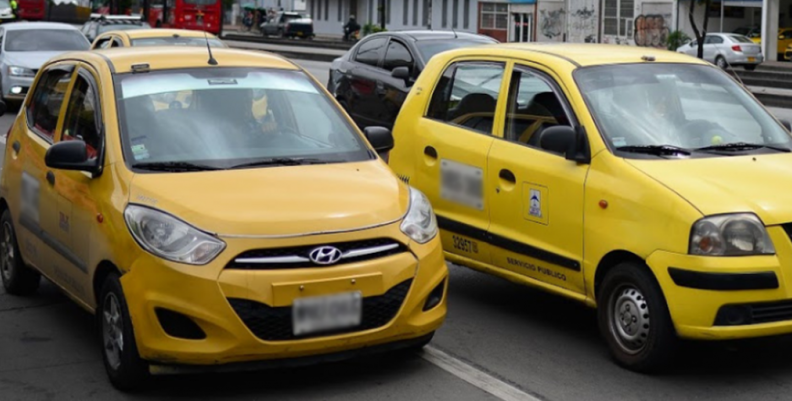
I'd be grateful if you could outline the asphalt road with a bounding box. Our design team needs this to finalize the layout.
[5,59,792,400]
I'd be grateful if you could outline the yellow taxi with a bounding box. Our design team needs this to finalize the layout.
[0,47,447,390]
[389,43,792,372]
[90,28,226,50]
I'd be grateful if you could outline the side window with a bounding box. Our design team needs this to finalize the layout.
[111,37,123,48]
[354,37,387,67]
[95,38,111,49]
[503,68,572,149]
[426,62,505,135]
[26,68,73,141]
[62,75,100,159]
[705,36,723,44]
[383,40,413,72]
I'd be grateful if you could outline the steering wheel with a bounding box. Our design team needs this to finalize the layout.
[680,120,737,148]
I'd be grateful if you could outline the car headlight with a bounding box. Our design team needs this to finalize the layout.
[400,187,438,244]
[689,213,775,256]
[8,66,36,77]
[124,204,226,265]
[0,7,11,14]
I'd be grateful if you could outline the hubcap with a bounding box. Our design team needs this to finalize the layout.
[608,285,650,355]
[717,58,727,68]
[102,293,124,370]
[1,221,14,283]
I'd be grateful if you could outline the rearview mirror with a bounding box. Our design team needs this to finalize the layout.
[391,66,412,85]
[45,140,98,174]
[363,126,394,161]
[539,125,590,164]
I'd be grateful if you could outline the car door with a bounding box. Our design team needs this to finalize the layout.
[379,37,416,129]
[14,64,75,280]
[410,60,508,267]
[50,64,104,303]
[486,63,587,294]
[345,36,388,128]
[703,35,722,62]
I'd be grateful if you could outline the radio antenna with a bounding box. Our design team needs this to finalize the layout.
[204,31,217,65]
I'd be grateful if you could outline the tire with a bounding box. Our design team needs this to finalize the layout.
[715,56,728,70]
[597,262,677,373]
[98,272,149,392]
[0,209,40,296]
[744,64,757,71]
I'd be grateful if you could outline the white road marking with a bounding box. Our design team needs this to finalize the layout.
[422,346,543,401]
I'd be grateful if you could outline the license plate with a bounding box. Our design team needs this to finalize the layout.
[748,57,756,62]
[293,292,362,336]
[297,31,303,36]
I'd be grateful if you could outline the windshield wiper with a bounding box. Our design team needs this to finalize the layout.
[230,157,336,169]
[615,145,691,156]
[695,142,791,153]
[132,161,222,172]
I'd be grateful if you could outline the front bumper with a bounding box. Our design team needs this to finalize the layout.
[648,226,792,340]
[120,222,447,366]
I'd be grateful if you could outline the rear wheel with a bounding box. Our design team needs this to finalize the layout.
[715,56,728,69]
[0,209,40,296]
[597,262,677,373]
[99,272,149,392]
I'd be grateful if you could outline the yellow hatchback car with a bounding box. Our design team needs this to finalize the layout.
[389,43,792,372]
[90,28,226,50]
[0,47,447,390]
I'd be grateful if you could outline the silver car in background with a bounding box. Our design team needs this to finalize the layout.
[676,33,763,70]
[0,22,90,102]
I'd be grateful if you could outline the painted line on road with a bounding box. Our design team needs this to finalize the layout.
[422,346,543,401]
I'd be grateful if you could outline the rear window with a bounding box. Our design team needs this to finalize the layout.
[5,29,90,52]
[729,35,753,43]
[416,38,497,62]
[132,37,225,47]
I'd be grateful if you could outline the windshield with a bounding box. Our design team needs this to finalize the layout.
[132,37,224,47]
[98,24,149,34]
[184,0,217,5]
[117,68,371,170]
[575,63,791,154]
[0,0,10,8]
[5,30,89,52]
[416,39,496,61]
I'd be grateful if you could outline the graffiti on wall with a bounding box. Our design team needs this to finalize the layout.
[568,4,598,44]
[538,2,565,42]
[635,2,672,48]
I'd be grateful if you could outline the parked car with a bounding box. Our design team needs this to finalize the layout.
[81,13,151,43]
[733,26,761,42]
[260,11,314,39]
[90,28,226,49]
[0,22,90,102]
[327,31,498,129]
[388,42,792,373]
[677,33,762,70]
[0,0,15,23]
[734,27,792,59]
[0,46,447,391]
[785,43,792,61]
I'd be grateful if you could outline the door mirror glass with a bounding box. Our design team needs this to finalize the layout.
[363,126,394,158]
[45,140,98,173]
[539,125,590,163]
[391,66,411,82]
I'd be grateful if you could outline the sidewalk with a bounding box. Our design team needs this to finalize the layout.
[223,38,347,62]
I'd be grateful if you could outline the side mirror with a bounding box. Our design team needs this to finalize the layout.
[45,140,98,174]
[363,126,394,160]
[391,66,412,85]
[539,125,590,164]
[781,119,791,131]
[0,100,7,117]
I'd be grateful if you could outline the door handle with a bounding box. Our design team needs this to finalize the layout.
[12,141,20,153]
[46,171,55,186]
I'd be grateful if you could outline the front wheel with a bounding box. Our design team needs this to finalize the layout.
[597,262,677,373]
[99,272,149,392]
[0,209,40,296]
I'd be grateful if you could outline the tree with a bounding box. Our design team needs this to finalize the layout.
[688,0,712,58]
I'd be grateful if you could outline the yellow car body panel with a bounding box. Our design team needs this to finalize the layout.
[389,43,792,341]
[1,48,447,368]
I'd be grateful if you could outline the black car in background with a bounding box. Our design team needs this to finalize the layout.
[327,30,497,129]
[260,11,315,39]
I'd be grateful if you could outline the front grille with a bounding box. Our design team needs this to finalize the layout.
[228,279,412,341]
[715,300,792,326]
[227,238,406,269]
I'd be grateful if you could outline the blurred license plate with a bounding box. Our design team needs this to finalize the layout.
[293,292,362,335]
[748,57,756,62]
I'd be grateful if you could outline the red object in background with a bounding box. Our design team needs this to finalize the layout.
[148,0,222,35]
[17,0,45,20]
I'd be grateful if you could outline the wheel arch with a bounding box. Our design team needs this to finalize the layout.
[93,260,123,309]
[594,250,653,303]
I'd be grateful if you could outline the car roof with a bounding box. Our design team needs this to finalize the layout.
[384,30,495,42]
[55,47,299,74]
[105,29,218,39]
[449,43,710,67]
[2,21,79,31]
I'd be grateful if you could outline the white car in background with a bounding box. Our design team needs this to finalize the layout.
[677,33,763,70]
[0,22,90,102]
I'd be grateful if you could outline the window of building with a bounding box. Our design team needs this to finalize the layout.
[463,0,469,29]
[480,3,508,30]
[413,0,418,25]
[427,62,505,135]
[442,0,448,27]
[603,0,634,36]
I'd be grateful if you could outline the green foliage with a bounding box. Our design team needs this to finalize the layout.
[362,23,386,36]
[667,30,691,51]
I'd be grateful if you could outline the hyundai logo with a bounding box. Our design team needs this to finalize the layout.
[308,246,343,265]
